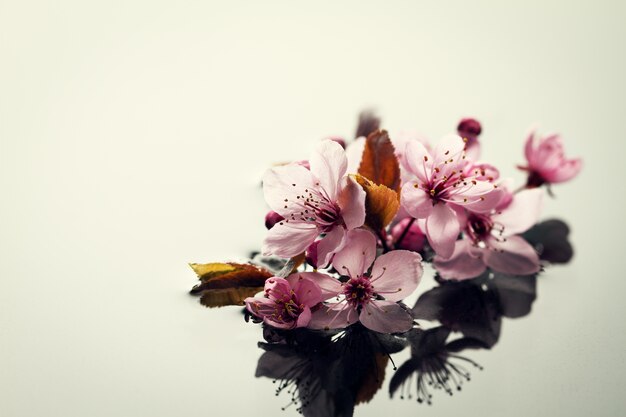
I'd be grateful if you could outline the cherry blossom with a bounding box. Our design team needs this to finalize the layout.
[244,272,331,329]
[520,130,582,187]
[308,229,423,334]
[434,188,543,280]
[400,135,504,258]
[262,140,366,267]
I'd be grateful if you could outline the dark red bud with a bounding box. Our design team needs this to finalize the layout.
[457,118,482,140]
[391,218,425,252]
[305,240,319,269]
[264,211,284,230]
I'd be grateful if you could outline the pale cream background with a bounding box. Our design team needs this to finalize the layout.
[1,1,625,416]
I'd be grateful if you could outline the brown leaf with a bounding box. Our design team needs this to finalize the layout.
[355,353,389,404]
[189,262,273,308]
[358,130,401,192]
[354,174,400,231]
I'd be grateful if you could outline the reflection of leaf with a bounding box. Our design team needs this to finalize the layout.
[355,353,388,404]
[189,262,272,308]
[353,174,400,231]
[358,130,401,192]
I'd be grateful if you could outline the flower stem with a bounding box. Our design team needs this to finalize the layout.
[395,218,415,249]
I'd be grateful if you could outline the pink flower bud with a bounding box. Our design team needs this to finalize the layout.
[305,240,319,269]
[391,218,426,252]
[457,118,482,141]
[264,211,284,230]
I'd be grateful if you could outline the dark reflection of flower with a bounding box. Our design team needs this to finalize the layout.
[389,327,487,404]
[256,324,407,417]
[252,220,573,413]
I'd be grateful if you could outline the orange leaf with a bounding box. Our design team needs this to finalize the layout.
[354,174,400,231]
[189,262,273,308]
[358,130,401,192]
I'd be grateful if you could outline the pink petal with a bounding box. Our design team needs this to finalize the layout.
[359,300,414,333]
[286,274,323,307]
[401,140,432,183]
[492,188,543,235]
[400,183,433,219]
[315,226,346,269]
[263,164,317,217]
[262,223,318,258]
[462,187,504,214]
[370,250,423,302]
[295,272,343,300]
[263,277,292,303]
[433,240,487,280]
[308,303,359,330]
[309,140,348,201]
[524,130,537,165]
[425,203,460,259]
[331,229,377,278]
[484,235,540,275]
[433,134,466,165]
[346,136,365,174]
[295,306,312,328]
[337,175,366,230]
[544,158,582,183]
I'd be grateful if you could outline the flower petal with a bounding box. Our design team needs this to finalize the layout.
[484,235,541,275]
[433,134,466,165]
[401,139,432,183]
[359,300,414,333]
[314,226,346,269]
[308,303,359,330]
[338,175,366,230]
[295,272,343,300]
[262,223,318,258]
[309,140,348,201]
[346,136,365,174]
[331,229,377,278]
[433,240,487,280]
[425,203,460,259]
[286,273,323,307]
[400,183,433,219]
[545,158,582,183]
[295,306,312,328]
[263,164,317,217]
[370,250,423,302]
[492,188,543,235]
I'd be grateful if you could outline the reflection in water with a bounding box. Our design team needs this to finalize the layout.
[253,219,572,416]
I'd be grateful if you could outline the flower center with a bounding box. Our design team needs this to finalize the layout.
[343,276,374,308]
[281,185,343,232]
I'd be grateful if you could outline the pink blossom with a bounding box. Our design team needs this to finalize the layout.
[308,229,423,334]
[391,218,426,252]
[434,188,543,280]
[521,130,582,187]
[400,135,504,259]
[245,273,329,329]
[262,140,366,267]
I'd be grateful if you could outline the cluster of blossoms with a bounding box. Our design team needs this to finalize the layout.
[242,115,581,334]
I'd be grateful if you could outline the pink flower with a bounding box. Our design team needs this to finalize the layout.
[433,188,543,280]
[400,135,504,258]
[262,140,366,267]
[521,130,582,187]
[308,229,423,334]
[245,272,329,329]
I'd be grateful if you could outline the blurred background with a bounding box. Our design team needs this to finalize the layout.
[1,1,625,416]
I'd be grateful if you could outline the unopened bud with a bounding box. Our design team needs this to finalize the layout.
[457,118,482,141]
[264,211,284,230]
[305,240,319,269]
[391,218,425,252]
